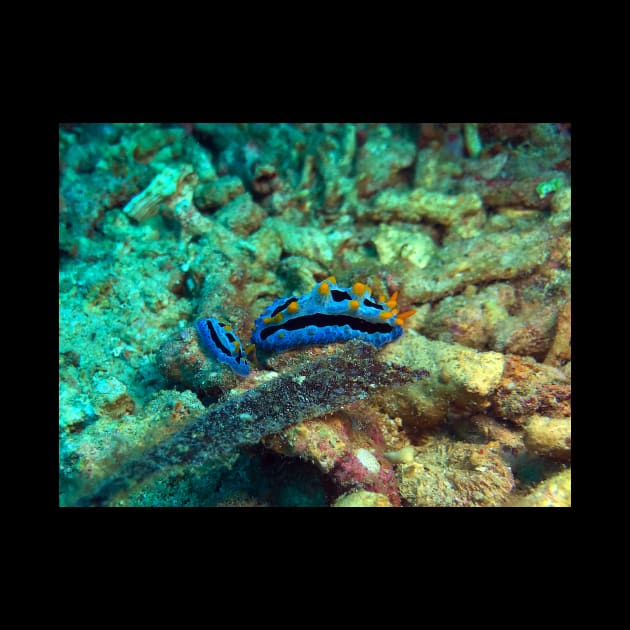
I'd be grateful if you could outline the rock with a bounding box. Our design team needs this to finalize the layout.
[193,176,245,212]
[213,193,266,236]
[523,415,571,462]
[333,490,393,507]
[397,435,514,506]
[356,130,416,196]
[509,468,571,507]
[91,377,135,419]
[373,224,436,269]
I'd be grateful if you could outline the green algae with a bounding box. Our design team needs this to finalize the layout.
[536,177,564,199]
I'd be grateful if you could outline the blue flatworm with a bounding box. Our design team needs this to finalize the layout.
[251,278,415,353]
[195,317,250,376]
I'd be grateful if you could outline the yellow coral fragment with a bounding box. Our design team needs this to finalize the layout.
[349,299,360,310]
[383,446,415,464]
[288,301,299,314]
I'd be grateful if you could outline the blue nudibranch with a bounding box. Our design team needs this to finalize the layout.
[195,317,250,376]
[251,277,416,353]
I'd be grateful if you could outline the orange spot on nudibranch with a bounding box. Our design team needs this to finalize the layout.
[386,299,397,309]
[380,311,395,320]
[318,282,330,296]
[288,301,299,314]
[224,325,232,331]
[245,344,255,354]
[264,313,284,324]
[325,275,337,284]
[390,291,399,301]
[397,309,416,320]
[349,299,360,310]
[353,282,366,295]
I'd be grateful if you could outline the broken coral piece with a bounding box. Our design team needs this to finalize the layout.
[508,468,571,507]
[396,434,515,507]
[523,414,571,462]
[333,490,393,507]
[123,164,196,222]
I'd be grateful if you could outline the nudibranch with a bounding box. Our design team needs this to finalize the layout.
[251,277,416,353]
[195,317,250,376]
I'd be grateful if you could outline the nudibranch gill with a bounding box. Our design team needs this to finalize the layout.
[195,317,250,376]
[251,277,416,353]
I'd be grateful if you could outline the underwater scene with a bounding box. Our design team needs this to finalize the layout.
[59,123,571,507]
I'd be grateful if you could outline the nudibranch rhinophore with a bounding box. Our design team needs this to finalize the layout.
[251,277,416,353]
[195,317,250,376]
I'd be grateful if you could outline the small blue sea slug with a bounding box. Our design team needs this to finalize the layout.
[251,277,416,353]
[195,317,250,376]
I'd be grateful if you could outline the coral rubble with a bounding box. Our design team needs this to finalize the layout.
[60,123,571,507]
[71,341,426,506]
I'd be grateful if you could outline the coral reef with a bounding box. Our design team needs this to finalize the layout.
[60,123,571,507]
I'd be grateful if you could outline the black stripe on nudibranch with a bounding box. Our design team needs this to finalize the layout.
[207,320,232,358]
[270,297,298,318]
[226,333,236,343]
[331,290,352,302]
[363,298,384,310]
[259,313,395,341]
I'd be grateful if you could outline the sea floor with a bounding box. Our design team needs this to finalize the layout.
[59,123,571,507]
